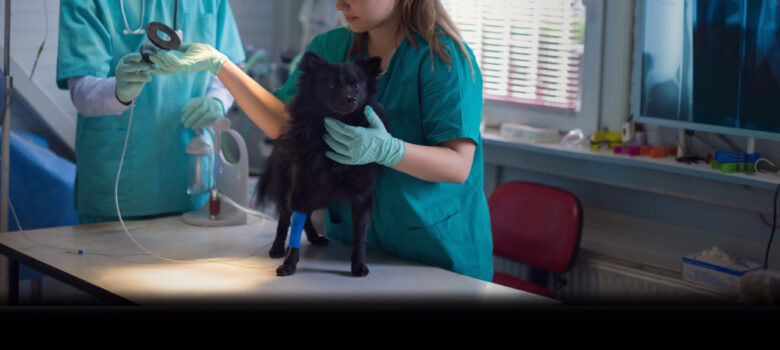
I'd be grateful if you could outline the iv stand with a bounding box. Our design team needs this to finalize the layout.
[1,0,15,305]
[2,0,11,234]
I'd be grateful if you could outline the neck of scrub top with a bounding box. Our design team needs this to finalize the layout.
[366,17,402,70]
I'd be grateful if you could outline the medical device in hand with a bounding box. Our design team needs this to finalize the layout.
[182,117,249,226]
[140,21,181,65]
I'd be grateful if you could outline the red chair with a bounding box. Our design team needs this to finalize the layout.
[488,182,583,298]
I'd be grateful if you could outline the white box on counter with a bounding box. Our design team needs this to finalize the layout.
[682,248,765,295]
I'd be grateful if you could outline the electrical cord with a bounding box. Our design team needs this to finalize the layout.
[765,183,779,268]
[750,157,779,267]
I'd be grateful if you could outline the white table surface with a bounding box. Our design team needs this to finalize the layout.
[0,214,558,306]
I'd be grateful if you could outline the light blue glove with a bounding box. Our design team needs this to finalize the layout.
[181,96,225,129]
[323,105,406,167]
[115,52,153,104]
[149,42,228,75]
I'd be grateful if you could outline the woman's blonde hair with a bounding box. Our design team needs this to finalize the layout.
[348,0,475,76]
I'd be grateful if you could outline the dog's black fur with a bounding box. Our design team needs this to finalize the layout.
[256,51,388,277]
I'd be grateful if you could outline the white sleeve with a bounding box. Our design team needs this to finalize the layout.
[204,73,235,114]
[67,76,131,117]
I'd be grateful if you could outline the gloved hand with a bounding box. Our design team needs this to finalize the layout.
[180,96,225,129]
[323,105,406,167]
[149,42,227,75]
[115,52,153,104]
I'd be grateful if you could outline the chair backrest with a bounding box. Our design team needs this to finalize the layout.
[488,182,583,274]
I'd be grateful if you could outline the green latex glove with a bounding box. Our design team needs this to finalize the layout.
[181,96,225,129]
[323,105,406,167]
[115,52,153,104]
[149,42,227,75]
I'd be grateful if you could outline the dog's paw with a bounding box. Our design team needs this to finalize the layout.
[276,263,297,276]
[351,262,370,277]
[307,235,329,246]
[269,243,286,258]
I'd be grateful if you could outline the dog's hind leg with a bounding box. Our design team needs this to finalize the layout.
[304,212,329,246]
[269,206,291,258]
[349,195,373,277]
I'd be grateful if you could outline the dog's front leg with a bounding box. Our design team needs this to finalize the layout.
[276,211,307,276]
[350,195,373,277]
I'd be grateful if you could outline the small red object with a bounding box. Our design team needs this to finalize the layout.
[209,197,220,215]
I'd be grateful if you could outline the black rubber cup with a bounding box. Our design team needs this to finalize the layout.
[140,22,181,64]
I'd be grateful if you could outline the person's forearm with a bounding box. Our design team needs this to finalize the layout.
[67,76,131,117]
[391,140,475,184]
[217,60,289,138]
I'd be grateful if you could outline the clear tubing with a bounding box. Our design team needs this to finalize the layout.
[112,103,279,269]
[221,194,275,221]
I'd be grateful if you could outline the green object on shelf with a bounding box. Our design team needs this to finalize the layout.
[711,160,720,169]
[720,163,739,173]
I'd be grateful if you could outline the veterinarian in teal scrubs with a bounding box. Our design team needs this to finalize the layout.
[56,0,244,224]
[149,0,493,281]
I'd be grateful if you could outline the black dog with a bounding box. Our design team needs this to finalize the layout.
[256,51,388,277]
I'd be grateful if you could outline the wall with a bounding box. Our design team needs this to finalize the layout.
[230,0,305,63]
[0,0,76,161]
[484,1,780,302]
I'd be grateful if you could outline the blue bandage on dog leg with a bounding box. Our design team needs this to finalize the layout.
[288,211,307,249]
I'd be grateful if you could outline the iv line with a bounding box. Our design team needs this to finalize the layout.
[7,181,146,257]
[112,103,279,270]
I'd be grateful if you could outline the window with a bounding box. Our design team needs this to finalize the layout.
[443,0,605,132]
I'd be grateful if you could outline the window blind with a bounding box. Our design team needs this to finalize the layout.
[443,0,587,112]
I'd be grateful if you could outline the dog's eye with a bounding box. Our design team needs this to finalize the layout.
[352,81,360,89]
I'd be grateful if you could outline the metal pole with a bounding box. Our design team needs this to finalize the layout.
[2,0,11,234]
[0,0,11,304]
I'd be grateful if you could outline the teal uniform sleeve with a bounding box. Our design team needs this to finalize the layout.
[56,0,114,89]
[419,40,483,146]
[214,0,246,65]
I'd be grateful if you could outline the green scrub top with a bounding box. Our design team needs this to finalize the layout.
[56,0,245,218]
[274,27,494,281]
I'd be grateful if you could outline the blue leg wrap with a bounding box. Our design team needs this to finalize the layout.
[288,211,307,249]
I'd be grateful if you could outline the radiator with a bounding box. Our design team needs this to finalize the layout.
[495,249,736,304]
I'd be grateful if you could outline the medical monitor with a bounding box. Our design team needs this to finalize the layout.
[633,0,780,141]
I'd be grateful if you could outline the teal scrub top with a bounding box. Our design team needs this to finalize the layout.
[274,27,494,281]
[56,0,245,217]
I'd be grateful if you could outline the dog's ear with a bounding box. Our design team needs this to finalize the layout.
[297,51,326,72]
[358,56,383,77]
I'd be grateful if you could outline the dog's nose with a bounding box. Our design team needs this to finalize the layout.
[345,96,356,104]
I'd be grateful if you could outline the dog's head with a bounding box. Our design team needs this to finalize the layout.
[296,51,382,117]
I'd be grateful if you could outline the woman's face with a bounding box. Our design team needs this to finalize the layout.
[335,0,397,33]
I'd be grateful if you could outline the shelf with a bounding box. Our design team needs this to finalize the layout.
[482,129,780,192]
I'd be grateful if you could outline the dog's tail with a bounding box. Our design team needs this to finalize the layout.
[255,161,273,209]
